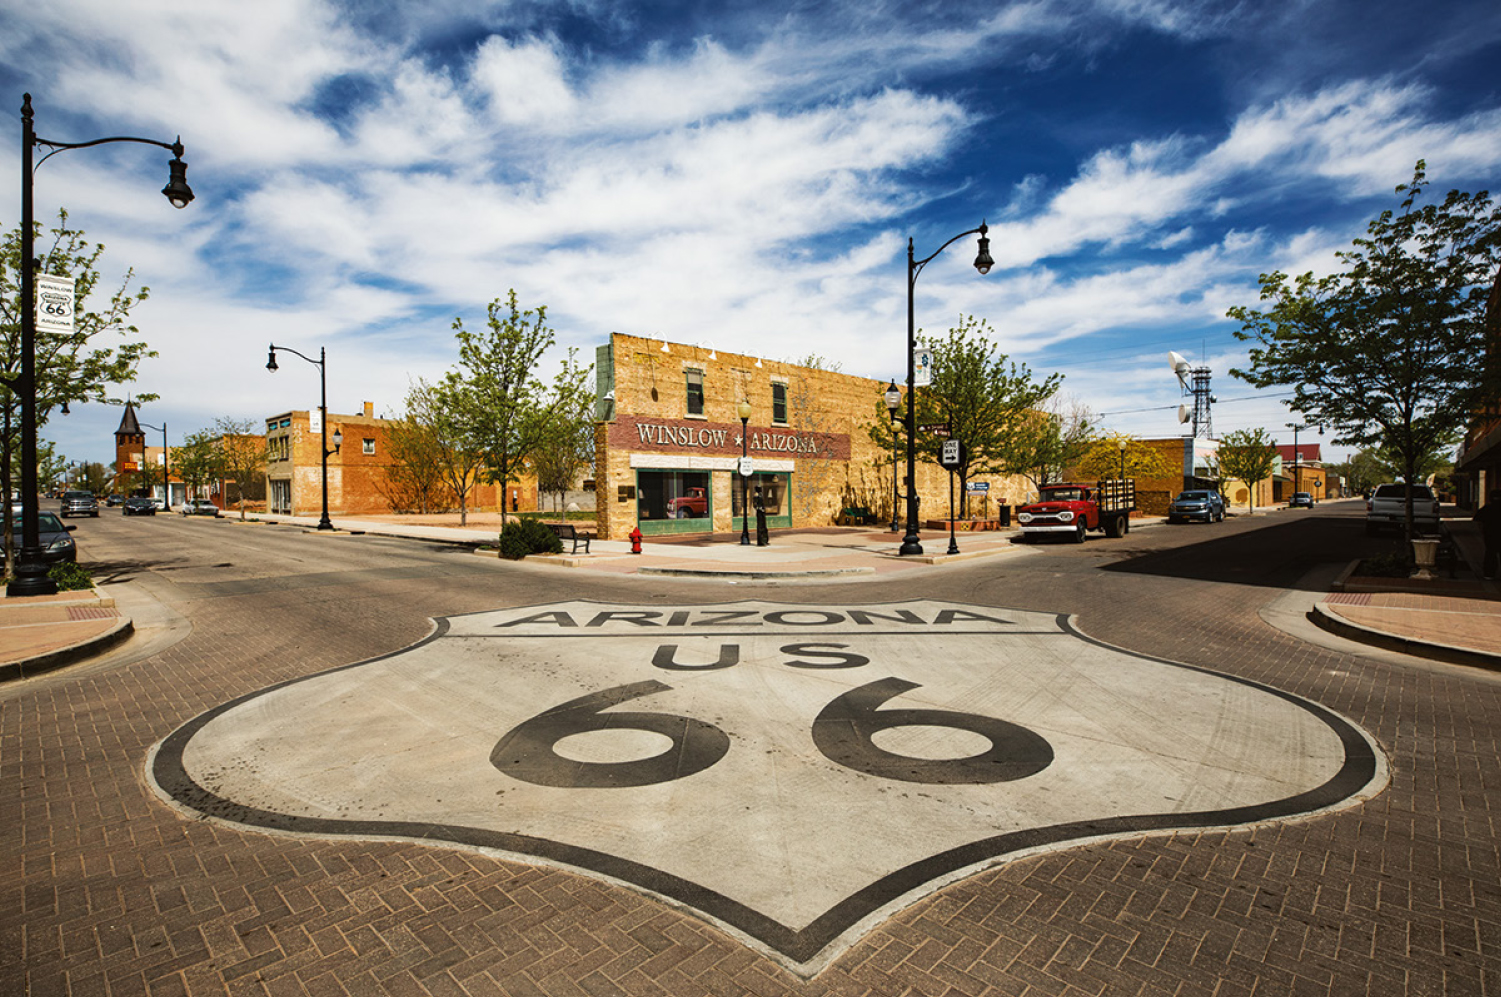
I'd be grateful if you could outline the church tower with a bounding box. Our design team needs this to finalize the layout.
[115,402,146,495]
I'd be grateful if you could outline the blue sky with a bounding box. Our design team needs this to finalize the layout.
[5,0,1500,470]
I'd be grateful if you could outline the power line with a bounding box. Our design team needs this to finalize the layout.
[1098,389,1294,416]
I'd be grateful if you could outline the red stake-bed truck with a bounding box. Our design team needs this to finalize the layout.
[1016,479,1135,543]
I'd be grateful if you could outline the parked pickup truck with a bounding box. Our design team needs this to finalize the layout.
[666,486,709,519]
[1365,482,1440,536]
[1016,479,1135,543]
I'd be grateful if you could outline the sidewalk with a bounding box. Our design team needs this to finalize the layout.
[0,585,132,681]
[1310,518,1501,669]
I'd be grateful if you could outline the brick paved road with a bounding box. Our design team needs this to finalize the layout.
[3,509,1498,996]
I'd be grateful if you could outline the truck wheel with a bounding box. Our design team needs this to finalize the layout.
[1104,514,1125,539]
[1072,521,1087,544]
[675,508,689,519]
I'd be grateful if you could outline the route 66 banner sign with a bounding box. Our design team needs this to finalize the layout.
[150,601,1383,975]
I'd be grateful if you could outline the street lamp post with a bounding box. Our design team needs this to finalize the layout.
[138,421,168,509]
[11,93,194,596]
[901,221,994,556]
[1119,438,1127,482]
[266,345,341,530]
[885,380,901,532]
[1287,422,1306,500]
[737,399,752,545]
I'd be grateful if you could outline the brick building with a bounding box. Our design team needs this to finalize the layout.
[1455,275,1501,508]
[264,403,538,518]
[1273,443,1328,502]
[590,333,1033,541]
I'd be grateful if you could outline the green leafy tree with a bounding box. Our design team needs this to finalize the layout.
[1024,394,1098,487]
[450,290,554,525]
[405,377,487,526]
[377,392,457,515]
[1215,428,1279,514]
[2,210,155,565]
[1074,434,1177,482]
[173,429,225,502]
[1229,162,1501,541]
[533,347,595,515]
[870,315,1062,515]
[213,418,268,520]
[1326,449,1387,496]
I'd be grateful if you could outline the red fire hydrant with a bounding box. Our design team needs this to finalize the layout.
[629,526,643,554]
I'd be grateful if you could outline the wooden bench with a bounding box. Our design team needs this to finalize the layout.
[545,522,593,554]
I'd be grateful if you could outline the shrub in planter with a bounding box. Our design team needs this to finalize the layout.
[497,519,564,560]
[49,561,95,591]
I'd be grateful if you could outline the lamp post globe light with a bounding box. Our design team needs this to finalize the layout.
[11,93,194,596]
[884,380,901,532]
[266,344,340,530]
[737,399,752,546]
[901,221,994,556]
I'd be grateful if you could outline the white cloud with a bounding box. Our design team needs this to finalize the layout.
[472,34,578,126]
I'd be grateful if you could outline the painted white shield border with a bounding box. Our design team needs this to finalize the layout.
[149,600,1386,975]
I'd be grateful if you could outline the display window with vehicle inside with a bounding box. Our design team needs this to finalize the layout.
[637,470,711,534]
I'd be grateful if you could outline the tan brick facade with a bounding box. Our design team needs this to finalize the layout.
[591,333,1033,540]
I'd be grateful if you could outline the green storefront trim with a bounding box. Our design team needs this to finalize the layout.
[634,469,793,535]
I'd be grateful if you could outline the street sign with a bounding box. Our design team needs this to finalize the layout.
[918,422,950,437]
[36,274,75,334]
[913,349,933,387]
[939,439,966,469]
[966,481,990,493]
[739,456,754,476]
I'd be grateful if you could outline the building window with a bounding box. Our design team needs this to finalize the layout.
[772,382,788,426]
[686,369,704,417]
[363,438,375,455]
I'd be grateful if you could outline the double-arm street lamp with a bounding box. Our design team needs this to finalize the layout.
[266,345,341,530]
[137,420,169,509]
[900,222,993,556]
[11,94,194,596]
[1286,422,1306,497]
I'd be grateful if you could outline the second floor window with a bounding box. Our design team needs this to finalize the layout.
[363,438,376,455]
[772,382,788,425]
[686,369,704,416]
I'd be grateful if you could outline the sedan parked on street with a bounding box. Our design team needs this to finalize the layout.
[3,511,76,563]
[1167,490,1225,523]
[1289,492,1314,508]
[180,499,220,517]
[122,496,157,516]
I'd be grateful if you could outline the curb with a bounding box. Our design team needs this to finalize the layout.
[0,616,134,683]
[1307,602,1501,672]
[637,566,876,579]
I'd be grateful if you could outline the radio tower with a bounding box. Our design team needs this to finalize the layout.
[1169,352,1215,439]
[1190,366,1213,439]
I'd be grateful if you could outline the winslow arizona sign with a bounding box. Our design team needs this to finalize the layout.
[151,601,1384,975]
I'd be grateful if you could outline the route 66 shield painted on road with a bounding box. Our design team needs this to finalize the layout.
[150,601,1384,974]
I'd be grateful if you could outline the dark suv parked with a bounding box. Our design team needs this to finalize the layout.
[60,490,99,518]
